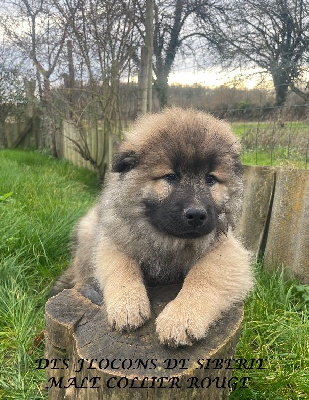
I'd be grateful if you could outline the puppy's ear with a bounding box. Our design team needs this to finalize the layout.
[112,151,139,173]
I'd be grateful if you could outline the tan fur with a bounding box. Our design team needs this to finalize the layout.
[95,237,151,330]
[123,108,239,155]
[52,107,254,347]
[156,231,252,345]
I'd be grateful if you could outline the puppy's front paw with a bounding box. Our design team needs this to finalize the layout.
[105,286,151,331]
[156,300,209,347]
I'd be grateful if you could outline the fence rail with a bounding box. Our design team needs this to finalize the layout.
[2,102,309,171]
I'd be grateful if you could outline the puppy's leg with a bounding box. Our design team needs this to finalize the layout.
[156,232,253,346]
[49,265,77,296]
[95,238,151,331]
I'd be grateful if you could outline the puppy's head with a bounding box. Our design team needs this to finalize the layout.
[112,108,243,239]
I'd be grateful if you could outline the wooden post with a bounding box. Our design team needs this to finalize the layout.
[137,0,153,115]
[264,168,309,284]
[236,166,309,284]
[66,40,75,119]
[236,165,276,258]
[137,47,149,115]
[145,0,153,112]
[45,282,244,399]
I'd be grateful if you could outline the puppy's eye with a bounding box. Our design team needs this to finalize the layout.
[163,173,178,182]
[205,174,218,186]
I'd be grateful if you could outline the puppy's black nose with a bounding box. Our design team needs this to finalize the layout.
[184,208,207,227]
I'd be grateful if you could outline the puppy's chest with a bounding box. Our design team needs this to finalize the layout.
[139,251,194,285]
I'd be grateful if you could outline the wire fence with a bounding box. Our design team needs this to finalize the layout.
[236,118,308,169]
[165,64,309,168]
[164,87,308,169]
[3,83,309,170]
[222,106,309,169]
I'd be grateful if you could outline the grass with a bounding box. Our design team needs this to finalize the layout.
[0,149,99,399]
[0,149,308,399]
[230,265,309,399]
[231,121,309,169]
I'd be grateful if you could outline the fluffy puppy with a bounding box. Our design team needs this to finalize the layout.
[52,108,253,347]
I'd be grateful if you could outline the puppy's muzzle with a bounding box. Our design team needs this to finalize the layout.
[184,208,207,228]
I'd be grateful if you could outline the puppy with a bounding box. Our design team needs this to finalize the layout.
[52,108,253,346]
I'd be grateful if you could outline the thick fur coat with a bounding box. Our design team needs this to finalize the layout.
[52,108,253,347]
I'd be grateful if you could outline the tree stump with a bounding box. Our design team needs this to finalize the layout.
[45,282,244,399]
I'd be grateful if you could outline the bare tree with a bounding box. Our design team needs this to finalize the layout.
[51,0,141,180]
[154,0,219,108]
[137,0,153,114]
[134,0,218,109]
[0,46,27,148]
[1,0,141,179]
[3,0,69,155]
[196,0,309,106]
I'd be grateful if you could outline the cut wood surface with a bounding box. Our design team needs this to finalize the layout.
[45,282,244,399]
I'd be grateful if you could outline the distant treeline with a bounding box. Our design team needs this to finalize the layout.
[106,82,309,122]
[3,81,308,127]
[49,81,307,125]
[157,84,308,120]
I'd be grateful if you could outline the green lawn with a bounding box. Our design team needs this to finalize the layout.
[232,121,309,169]
[232,120,309,137]
[231,265,308,399]
[0,149,308,399]
[0,149,99,399]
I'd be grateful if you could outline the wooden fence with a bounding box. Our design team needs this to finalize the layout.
[4,114,42,149]
[59,120,97,169]
[3,115,309,284]
[56,125,309,283]
[237,166,309,284]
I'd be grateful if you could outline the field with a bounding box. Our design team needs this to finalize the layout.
[0,150,99,399]
[232,120,309,168]
[0,149,308,399]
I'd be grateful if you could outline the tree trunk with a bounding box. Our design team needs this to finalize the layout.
[146,0,154,112]
[0,104,9,148]
[138,47,149,115]
[45,282,245,399]
[154,69,169,108]
[67,40,75,118]
[42,77,58,158]
[271,67,290,106]
[0,116,8,148]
